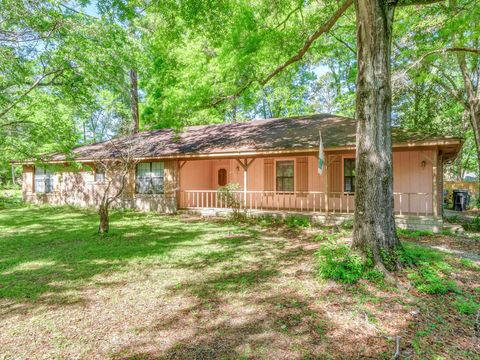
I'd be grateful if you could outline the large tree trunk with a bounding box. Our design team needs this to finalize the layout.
[129,68,139,134]
[98,204,109,234]
[352,0,400,270]
[458,54,480,200]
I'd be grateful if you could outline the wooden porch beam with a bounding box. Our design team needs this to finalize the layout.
[235,158,255,171]
[178,160,187,169]
[235,158,255,207]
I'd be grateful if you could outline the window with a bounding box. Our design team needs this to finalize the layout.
[218,168,227,186]
[276,160,294,193]
[136,162,164,194]
[34,167,53,193]
[95,166,105,183]
[344,158,356,193]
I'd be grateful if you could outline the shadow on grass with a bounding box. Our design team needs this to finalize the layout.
[111,291,333,360]
[0,206,214,308]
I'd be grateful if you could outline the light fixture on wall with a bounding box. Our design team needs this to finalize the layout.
[421,160,426,169]
[236,165,240,172]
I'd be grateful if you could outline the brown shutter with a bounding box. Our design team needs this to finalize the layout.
[328,156,342,194]
[296,157,308,195]
[264,158,274,191]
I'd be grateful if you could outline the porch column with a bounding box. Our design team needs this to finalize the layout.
[177,160,187,209]
[325,158,329,214]
[236,158,255,208]
[432,151,438,218]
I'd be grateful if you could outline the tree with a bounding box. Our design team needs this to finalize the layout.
[93,140,137,234]
[352,0,459,270]
[0,0,133,184]
[392,0,479,182]
[351,0,399,270]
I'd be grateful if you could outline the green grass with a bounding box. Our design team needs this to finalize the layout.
[1,198,478,358]
[400,243,458,294]
[0,203,270,301]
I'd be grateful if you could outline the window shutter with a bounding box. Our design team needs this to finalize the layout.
[328,156,342,194]
[263,159,274,191]
[296,157,308,195]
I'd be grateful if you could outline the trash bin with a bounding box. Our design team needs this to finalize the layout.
[453,189,469,211]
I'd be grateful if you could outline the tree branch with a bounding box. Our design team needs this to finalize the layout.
[211,0,353,106]
[396,0,444,6]
[259,0,353,87]
[330,32,356,55]
[395,47,480,83]
[0,68,66,119]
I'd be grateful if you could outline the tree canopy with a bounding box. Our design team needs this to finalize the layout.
[1,0,479,184]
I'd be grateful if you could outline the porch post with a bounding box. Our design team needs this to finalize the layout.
[236,158,255,209]
[177,160,187,209]
[432,150,438,218]
[325,155,329,214]
[243,166,247,207]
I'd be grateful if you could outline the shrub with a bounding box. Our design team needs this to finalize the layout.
[407,264,457,294]
[217,183,244,221]
[0,190,23,209]
[256,214,282,226]
[463,216,480,231]
[397,228,433,238]
[453,295,480,315]
[316,243,383,284]
[340,219,354,230]
[446,215,459,224]
[460,258,480,271]
[285,215,310,229]
[400,243,457,294]
[317,244,364,284]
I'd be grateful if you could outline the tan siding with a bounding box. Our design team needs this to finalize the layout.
[264,158,274,191]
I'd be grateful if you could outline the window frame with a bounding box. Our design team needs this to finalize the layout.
[343,157,356,193]
[94,166,106,183]
[34,166,54,194]
[275,160,295,193]
[135,162,165,194]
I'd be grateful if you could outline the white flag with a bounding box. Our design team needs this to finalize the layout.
[318,130,324,175]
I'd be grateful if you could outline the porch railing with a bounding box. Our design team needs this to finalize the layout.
[179,190,434,216]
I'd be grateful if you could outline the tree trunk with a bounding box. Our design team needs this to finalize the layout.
[129,68,139,134]
[98,204,109,234]
[457,54,480,201]
[352,0,400,270]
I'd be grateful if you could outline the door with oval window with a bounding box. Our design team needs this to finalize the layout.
[218,168,227,186]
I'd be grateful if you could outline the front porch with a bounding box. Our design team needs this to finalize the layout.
[175,149,443,231]
[178,189,435,217]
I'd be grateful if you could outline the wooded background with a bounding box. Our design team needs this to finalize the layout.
[1,0,479,185]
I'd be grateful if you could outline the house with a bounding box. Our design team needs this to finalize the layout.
[18,114,462,231]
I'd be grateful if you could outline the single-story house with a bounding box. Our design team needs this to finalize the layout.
[17,114,462,231]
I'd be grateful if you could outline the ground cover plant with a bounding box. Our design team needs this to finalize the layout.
[0,197,478,359]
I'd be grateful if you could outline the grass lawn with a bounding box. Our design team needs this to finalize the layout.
[0,196,479,359]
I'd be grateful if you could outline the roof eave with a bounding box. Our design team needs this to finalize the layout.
[11,138,463,165]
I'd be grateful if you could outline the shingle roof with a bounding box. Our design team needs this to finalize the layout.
[48,113,458,161]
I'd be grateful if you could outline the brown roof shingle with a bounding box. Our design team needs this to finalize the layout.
[48,113,457,161]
